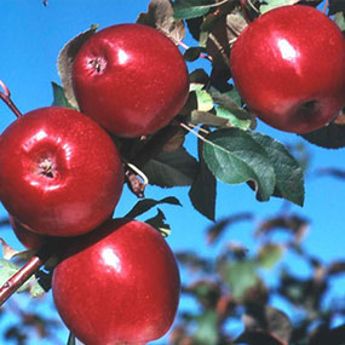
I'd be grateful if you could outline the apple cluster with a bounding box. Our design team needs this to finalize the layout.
[0,23,189,344]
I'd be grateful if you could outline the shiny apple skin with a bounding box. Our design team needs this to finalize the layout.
[0,107,124,237]
[72,23,189,138]
[230,5,345,134]
[52,219,181,345]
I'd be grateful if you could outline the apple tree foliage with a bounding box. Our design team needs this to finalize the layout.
[0,0,345,344]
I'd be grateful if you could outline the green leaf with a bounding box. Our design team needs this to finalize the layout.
[145,208,171,237]
[124,196,182,219]
[189,134,217,220]
[251,132,305,206]
[194,310,219,345]
[195,89,214,112]
[335,12,345,31]
[216,106,252,130]
[173,0,216,20]
[67,332,76,345]
[51,82,75,109]
[142,148,198,187]
[28,276,46,297]
[260,0,299,14]
[257,244,284,269]
[209,87,256,128]
[0,259,19,287]
[219,260,259,300]
[203,128,276,201]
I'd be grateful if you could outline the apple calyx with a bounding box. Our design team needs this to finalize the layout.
[88,56,107,74]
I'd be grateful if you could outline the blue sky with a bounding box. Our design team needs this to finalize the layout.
[0,1,344,344]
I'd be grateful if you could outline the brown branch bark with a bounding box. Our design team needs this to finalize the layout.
[0,246,52,306]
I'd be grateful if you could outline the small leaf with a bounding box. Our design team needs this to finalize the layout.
[327,261,345,276]
[190,110,230,127]
[176,251,213,273]
[194,310,219,345]
[209,87,256,128]
[251,132,305,206]
[137,0,185,44]
[203,128,276,201]
[0,259,19,287]
[184,46,205,61]
[0,238,19,260]
[195,89,214,112]
[142,148,198,187]
[243,305,293,345]
[57,25,98,109]
[301,120,345,149]
[218,260,259,300]
[206,212,253,244]
[334,12,345,31]
[67,332,76,345]
[235,331,285,345]
[256,214,309,244]
[257,244,284,269]
[124,196,182,219]
[145,208,171,237]
[260,0,299,14]
[28,276,46,297]
[216,106,252,130]
[51,82,75,109]
[189,133,217,220]
[173,0,216,20]
[329,0,345,15]
[315,167,345,180]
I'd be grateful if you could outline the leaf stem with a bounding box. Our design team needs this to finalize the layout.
[180,122,209,142]
[0,80,23,118]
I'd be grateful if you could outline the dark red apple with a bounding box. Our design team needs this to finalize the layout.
[0,107,124,237]
[9,215,47,250]
[52,219,180,345]
[230,5,345,133]
[72,23,189,138]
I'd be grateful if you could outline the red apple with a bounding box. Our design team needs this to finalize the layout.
[0,107,124,237]
[52,219,180,345]
[230,5,345,133]
[72,23,189,138]
[9,215,47,250]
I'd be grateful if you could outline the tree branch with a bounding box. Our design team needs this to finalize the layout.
[0,246,51,306]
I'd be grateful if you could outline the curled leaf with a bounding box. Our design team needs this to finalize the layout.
[137,0,185,44]
[57,25,98,109]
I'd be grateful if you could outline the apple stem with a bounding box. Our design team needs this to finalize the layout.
[0,80,23,118]
[0,247,51,306]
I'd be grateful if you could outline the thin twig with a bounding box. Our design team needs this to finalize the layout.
[0,247,51,306]
[0,80,23,118]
